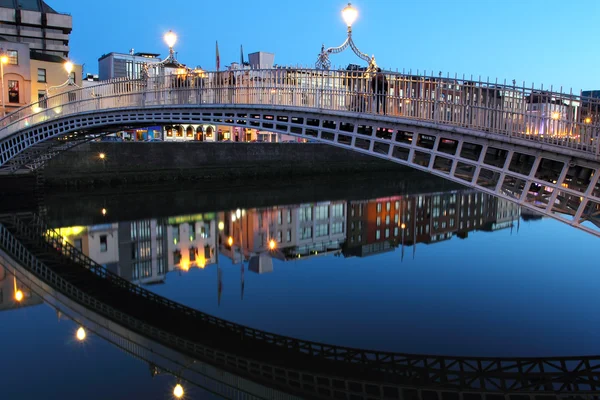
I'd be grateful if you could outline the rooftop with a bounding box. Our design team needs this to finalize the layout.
[0,0,64,14]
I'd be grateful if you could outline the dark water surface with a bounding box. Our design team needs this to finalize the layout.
[0,171,597,399]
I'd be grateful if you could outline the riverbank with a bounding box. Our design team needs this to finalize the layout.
[40,142,409,188]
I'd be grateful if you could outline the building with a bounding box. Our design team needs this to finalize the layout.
[30,51,82,105]
[0,39,32,113]
[98,51,161,80]
[0,0,72,58]
[247,51,274,69]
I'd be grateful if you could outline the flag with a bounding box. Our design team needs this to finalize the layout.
[216,41,220,71]
[240,44,244,65]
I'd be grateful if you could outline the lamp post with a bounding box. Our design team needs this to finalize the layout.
[0,54,8,117]
[316,3,375,70]
[46,60,79,97]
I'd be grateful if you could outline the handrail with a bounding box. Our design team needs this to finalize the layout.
[0,68,599,158]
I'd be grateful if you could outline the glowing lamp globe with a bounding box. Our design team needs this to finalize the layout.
[14,290,23,302]
[164,30,177,49]
[342,3,358,27]
[0,55,8,64]
[64,61,73,74]
[173,384,184,398]
[228,236,234,247]
[268,239,276,251]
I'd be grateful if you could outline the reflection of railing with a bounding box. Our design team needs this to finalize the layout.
[3,213,600,397]
[1,69,599,157]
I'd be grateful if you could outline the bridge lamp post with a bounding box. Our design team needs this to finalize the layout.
[164,30,178,64]
[316,3,376,70]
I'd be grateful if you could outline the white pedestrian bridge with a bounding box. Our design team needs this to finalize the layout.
[1,68,600,236]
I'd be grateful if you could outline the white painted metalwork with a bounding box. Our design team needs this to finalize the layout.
[1,68,600,236]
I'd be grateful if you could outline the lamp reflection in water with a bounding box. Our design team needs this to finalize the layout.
[173,383,184,398]
[13,276,23,302]
[76,327,86,341]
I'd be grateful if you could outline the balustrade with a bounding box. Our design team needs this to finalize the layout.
[0,68,598,157]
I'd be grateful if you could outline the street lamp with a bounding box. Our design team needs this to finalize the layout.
[47,60,79,96]
[0,54,8,117]
[268,239,277,251]
[316,2,375,70]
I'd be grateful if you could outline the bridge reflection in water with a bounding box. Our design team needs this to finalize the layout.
[0,183,599,399]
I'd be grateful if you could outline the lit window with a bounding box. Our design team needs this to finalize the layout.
[6,50,17,65]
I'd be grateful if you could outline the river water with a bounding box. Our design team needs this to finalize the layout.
[0,170,597,399]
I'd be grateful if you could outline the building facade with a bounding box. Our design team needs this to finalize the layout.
[98,51,161,80]
[0,0,72,58]
[0,39,31,113]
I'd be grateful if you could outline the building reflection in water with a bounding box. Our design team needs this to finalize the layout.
[55,213,218,285]
[53,189,523,286]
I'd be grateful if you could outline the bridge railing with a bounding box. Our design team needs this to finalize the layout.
[1,68,600,157]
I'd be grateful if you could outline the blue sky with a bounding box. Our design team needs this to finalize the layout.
[52,0,599,91]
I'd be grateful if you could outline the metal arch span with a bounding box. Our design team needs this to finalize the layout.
[3,103,600,237]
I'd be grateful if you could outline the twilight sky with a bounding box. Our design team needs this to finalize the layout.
[50,0,599,91]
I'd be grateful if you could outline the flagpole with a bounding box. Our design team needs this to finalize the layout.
[216,41,220,71]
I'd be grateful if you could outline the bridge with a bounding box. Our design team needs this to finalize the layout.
[1,69,600,235]
[2,212,600,399]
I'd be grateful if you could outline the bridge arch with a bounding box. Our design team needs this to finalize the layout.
[0,69,599,235]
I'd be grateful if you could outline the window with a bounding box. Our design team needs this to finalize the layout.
[386,202,391,211]
[166,126,173,137]
[277,210,282,224]
[287,210,292,223]
[74,239,82,250]
[172,225,180,244]
[299,207,312,222]
[394,227,399,236]
[331,222,343,234]
[376,216,381,226]
[189,223,195,241]
[394,214,399,223]
[69,72,76,85]
[6,50,17,65]
[315,205,329,220]
[385,215,390,225]
[37,90,47,108]
[315,224,329,237]
[331,204,344,218]
[277,231,282,242]
[189,247,196,262]
[376,230,380,240]
[299,227,312,240]
[37,68,46,83]
[8,80,19,103]
[173,250,182,265]
[286,229,291,242]
[385,228,390,238]
[100,235,107,252]
[377,203,382,212]
[395,201,399,209]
